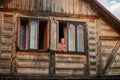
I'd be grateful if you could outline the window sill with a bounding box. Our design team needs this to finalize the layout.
[17,48,49,53]
[55,51,86,55]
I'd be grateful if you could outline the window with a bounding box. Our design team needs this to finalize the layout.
[19,18,49,50]
[18,17,85,52]
[67,23,85,52]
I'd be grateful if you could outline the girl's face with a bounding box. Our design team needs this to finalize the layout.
[61,38,65,44]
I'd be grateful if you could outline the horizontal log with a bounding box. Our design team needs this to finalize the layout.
[89,58,97,62]
[17,54,49,60]
[88,36,96,40]
[102,48,113,54]
[16,60,49,68]
[108,68,120,75]
[56,62,84,69]
[56,57,85,63]
[117,47,120,53]
[56,54,86,59]
[115,54,120,61]
[89,46,96,51]
[0,68,10,74]
[89,23,96,28]
[1,43,12,51]
[100,36,120,40]
[16,68,48,75]
[3,23,14,28]
[89,52,97,56]
[88,40,97,44]
[90,71,96,75]
[56,70,84,75]
[0,52,12,59]
[1,35,12,44]
[0,60,11,67]
[100,31,119,37]
[101,40,116,47]
[112,62,120,68]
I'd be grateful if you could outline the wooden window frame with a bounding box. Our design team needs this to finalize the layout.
[17,17,49,52]
[56,21,87,54]
[17,16,87,54]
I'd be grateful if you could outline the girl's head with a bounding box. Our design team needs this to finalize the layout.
[61,38,65,45]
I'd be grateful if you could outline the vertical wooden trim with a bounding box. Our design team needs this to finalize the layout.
[37,20,39,49]
[49,51,55,76]
[28,19,30,49]
[75,24,77,52]
[64,22,68,51]
[17,16,20,49]
[86,20,90,75]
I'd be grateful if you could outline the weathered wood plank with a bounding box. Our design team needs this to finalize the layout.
[56,70,84,75]
[108,68,120,75]
[0,68,10,74]
[0,52,12,59]
[56,62,84,69]
[16,68,49,75]
[17,52,49,60]
[16,60,49,68]
[56,57,85,63]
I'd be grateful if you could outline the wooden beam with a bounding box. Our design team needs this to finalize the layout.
[100,36,120,40]
[0,8,99,19]
[101,41,120,75]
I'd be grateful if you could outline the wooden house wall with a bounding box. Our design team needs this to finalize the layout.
[0,0,119,77]
[5,0,97,15]
[99,19,120,75]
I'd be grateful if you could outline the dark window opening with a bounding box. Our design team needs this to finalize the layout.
[39,21,48,50]
[59,22,67,43]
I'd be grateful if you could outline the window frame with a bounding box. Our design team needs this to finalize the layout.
[57,21,87,54]
[17,17,49,52]
[17,17,87,54]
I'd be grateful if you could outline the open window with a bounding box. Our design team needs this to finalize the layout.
[18,17,85,53]
[39,20,49,50]
[59,22,67,43]
[19,17,49,51]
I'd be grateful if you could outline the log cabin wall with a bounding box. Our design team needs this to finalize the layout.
[99,19,120,75]
[5,0,97,15]
[0,0,119,79]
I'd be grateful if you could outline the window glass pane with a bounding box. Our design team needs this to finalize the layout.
[30,19,38,49]
[20,25,24,49]
[68,24,75,51]
[77,24,84,52]
[20,20,29,49]
[51,22,57,50]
